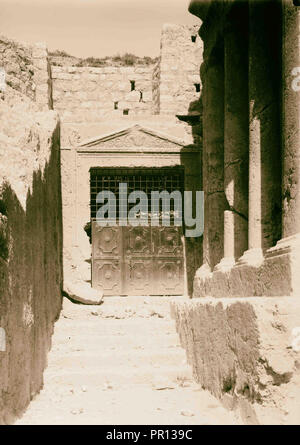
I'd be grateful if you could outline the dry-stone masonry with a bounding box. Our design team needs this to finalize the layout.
[52,65,154,122]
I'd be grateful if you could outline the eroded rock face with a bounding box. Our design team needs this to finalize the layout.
[0,86,63,424]
[171,297,300,424]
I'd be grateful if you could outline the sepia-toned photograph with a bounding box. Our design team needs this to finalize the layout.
[0,0,300,429]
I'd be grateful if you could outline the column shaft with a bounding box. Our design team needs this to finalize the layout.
[282,0,300,237]
[247,0,282,259]
[201,43,226,270]
[223,9,249,264]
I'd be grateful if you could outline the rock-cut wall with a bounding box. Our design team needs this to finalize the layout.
[0,87,63,424]
[171,297,300,425]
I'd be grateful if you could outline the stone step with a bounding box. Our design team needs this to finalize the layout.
[53,319,176,337]
[61,297,178,320]
[64,295,179,307]
[52,332,181,349]
[16,297,240,426]
[43,364,194,387]
[18,385,223,426]
[48,348,187,368]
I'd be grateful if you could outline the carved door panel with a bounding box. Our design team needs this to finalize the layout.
[153,258,184,295]
[92,223,184,296]
[153,226,184,257]
[92,224,122,295]
[152,226,184,295]
[124,258,153,296]
[123,226,153,296]
[92,259,122,295]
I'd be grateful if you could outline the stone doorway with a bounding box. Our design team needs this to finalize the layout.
[90,167,185,296]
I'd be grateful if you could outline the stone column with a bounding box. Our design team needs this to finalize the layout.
[265,0,300,296]
[215,13,249,272]
[282,0,300,238]
[196,43,226,277]
[239,0,282,267]
[245,97,264,264]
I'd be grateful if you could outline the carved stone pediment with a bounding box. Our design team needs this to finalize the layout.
[76,124,187,152]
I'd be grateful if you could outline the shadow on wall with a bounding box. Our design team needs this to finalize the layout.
[0,125,63,425]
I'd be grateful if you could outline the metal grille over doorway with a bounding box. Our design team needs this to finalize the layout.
[90,167,184,220]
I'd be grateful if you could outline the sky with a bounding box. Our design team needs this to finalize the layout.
[0,0,200,58]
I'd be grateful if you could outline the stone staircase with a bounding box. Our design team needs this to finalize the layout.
[16,296,238,425]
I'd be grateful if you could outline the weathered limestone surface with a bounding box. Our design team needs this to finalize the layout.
[159,24,202,115]
[51,65,154,122]
[191,0,286,296]
[32,42,53,111]
[194,251,294,298]
[222,4,248,262]
[247,0,282,253]
[282,1,300,238]
[171,297,300,424]
[201,45,226,270]
[0,35,35,100]
[63,280,103,305]
[0,87,63,424]
[187,0,300,425]
[0,36,52,110]
[152,58,160,115]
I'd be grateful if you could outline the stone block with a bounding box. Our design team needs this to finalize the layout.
[67,67,77,74]
[32,43,47,59]
[125,90,141,102]
[103,67,119,74]
[35,83,49,96]
[171,296,300,424]
[134,67,149,74]
[194,233,300,299]
[54,72,71,81]
[33,59,48,71]
[89,67,103,74]
[64,280,103,305]
[34,71,49,85]
[142,91,153,102]
[120,67,135,74]
[83,73,98,81]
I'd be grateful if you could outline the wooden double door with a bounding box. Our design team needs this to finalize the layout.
[92,222,184,296]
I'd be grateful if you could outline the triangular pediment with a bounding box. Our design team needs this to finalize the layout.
[77,124,187,151]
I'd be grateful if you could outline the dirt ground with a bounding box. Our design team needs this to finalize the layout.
[16,296,240,425]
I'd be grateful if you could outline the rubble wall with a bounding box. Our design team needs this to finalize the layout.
[0,36,52,110]
[0,36,35,100]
